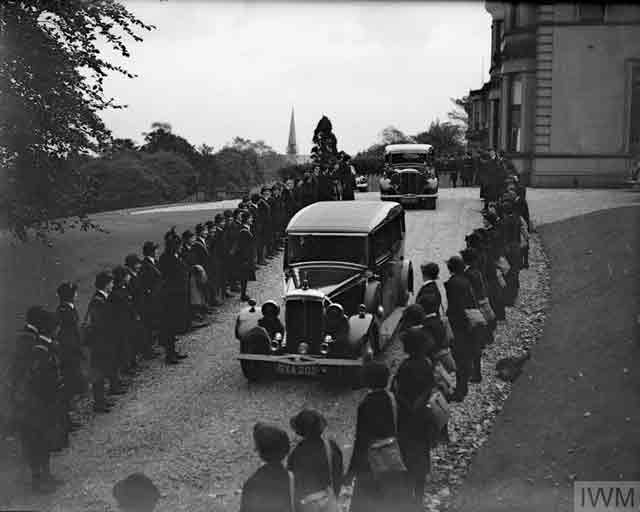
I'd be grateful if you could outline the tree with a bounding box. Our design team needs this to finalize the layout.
[448,96,471,128]
[310,116,338,169]
[414,120,466,156]
[141,122,198,164]
[1,0,154,239]
[378,126,416,146]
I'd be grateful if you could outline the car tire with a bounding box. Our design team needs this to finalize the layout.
[426,197,437,210]
[241,360,261,381]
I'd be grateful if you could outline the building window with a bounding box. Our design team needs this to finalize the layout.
[629,64,640,154]
[508,77,522,152]
[579,4,605,22]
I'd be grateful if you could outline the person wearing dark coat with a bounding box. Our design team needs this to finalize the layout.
[240,423,293,512]
[416,262,442,317]
[237,211,256,302]
[158,235,190,364]
[10,307,65,493]
[461,248,490,383]
[56,282,85,411]
[444,256,475,402]
[392,328,436,506]
[124,253,146,366]
[287,409,343,511]
[85,271,121,412]
[109,266,138,381]
[500,200,522,306]
[259,187,274,258]
[257,301,284,339]
[138,242,163,360]
[348,362,415,512]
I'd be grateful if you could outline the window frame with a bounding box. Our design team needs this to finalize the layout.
[578,4,606,23]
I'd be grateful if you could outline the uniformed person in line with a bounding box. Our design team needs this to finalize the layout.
[10,307,66,493]
[138,241,163,360]
[222,209,237,295]
[123,253,146,367]
[237,210,256,302]
[258,187,274,259]
[109,266,138,380]
[158,231,190,364]
[55,282,85,430]
[85,271,123,413]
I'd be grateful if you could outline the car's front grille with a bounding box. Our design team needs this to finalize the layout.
[399,172,424,194]
[285,299,324,353]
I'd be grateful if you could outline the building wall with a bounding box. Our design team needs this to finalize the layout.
[551,25,640,154]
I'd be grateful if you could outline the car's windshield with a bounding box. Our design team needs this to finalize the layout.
[287,235,367,265]
[388,152,428,166]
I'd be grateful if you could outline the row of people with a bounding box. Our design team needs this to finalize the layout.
[7,172,348,493]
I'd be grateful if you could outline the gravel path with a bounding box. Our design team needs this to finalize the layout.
[2,188,635,512]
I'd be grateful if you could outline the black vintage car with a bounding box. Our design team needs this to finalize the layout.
[235,201,413,382]
[379,143,439,209]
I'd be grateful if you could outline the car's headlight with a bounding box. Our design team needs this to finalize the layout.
[320,335,333,356]
[298,342,309,355]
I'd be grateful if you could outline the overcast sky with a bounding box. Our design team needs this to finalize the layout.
[100,1,491,155]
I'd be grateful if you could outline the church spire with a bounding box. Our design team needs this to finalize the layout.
[287,107,297,158]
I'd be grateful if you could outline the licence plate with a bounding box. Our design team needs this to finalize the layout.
[403,197,418,204]
[276,363,318,376]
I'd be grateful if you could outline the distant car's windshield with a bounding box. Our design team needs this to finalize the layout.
[388,153,428,166]
[287,235,367,266]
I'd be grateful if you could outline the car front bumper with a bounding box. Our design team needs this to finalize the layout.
[238,353,363,376]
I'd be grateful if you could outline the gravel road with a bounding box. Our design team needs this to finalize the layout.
[2,188,636,512]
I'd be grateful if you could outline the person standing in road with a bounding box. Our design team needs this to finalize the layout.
[341,154,356,200]
[109,266,137,382]
[460,248,489,382]
[124,253,145,367]
[158,232,190,364]
[348,361,415,512]
[444,256,475,402]
[138,241,162,360]
[237,210,256,302]
[240,423,293,512]
[85,271,123,412]
[55,282,85,429]
[416,262,442,317]
[391,327,436,506]
[287,409,344,511]
[10,307,65,493]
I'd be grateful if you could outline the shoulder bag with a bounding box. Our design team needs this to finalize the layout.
[298,438,339,512]
[433,361,456,397]
[416,389,450,434]
[367,391,407,478]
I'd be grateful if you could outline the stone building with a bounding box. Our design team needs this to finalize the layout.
[469,3,640,187]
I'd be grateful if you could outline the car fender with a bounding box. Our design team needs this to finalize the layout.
[235,305,262,340]
[346,313,374,348]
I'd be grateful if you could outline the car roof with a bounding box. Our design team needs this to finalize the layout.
[385,143,432,154]
[286,201,403,234]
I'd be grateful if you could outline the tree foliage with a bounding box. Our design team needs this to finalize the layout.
[310,116,338,169]
[0,0,153,238]
[414,120,466,156]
